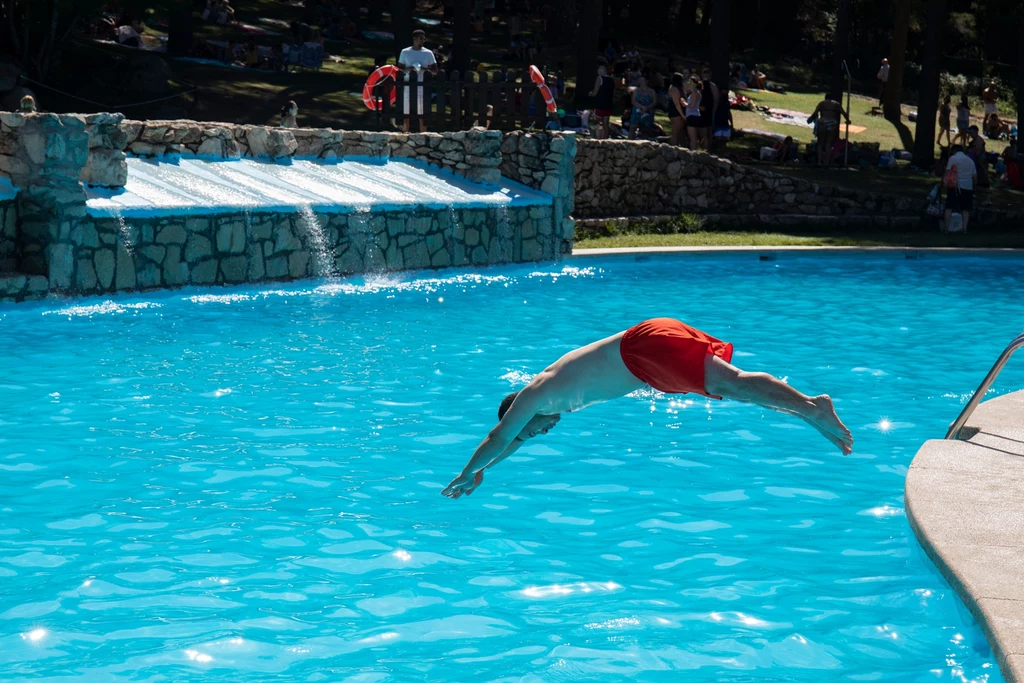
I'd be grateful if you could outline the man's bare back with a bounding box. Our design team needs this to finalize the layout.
[520,332,645,415]
[442,319,852,499]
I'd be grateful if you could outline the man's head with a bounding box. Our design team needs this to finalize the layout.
[882,58,889,65]
[498,391,560,441]
[951,144,964,155]
[968,125,979,138]
[412,29,426,48]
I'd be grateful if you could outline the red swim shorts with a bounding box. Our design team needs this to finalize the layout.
[619,318,734,399]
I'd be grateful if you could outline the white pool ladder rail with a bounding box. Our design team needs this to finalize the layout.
[945,331,1024,439]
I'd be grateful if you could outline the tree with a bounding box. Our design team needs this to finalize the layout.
[452,0,471,74]
[883,0,911,121]
[912,0,946,168]
[574,0,601,107]
[1019,6,1024,156]
[166,0,192,57]
[710,0,730,89]
[391,0,413,64]
[829,0,851,101]
[0,0,101,81]
[549,0,576,42]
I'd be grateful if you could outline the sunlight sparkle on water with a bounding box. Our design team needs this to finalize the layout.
[184,649,213,663]
[23,628,47,643]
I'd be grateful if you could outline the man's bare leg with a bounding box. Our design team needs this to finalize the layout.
[704,355,853,454]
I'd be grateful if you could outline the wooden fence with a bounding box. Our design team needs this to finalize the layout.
[368,69,551,132]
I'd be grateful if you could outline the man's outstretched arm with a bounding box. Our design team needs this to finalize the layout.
[441,391,538,498]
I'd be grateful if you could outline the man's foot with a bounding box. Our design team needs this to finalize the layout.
[807,395,854,455]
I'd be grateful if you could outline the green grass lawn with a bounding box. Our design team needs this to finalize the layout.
[575,230,1024,250]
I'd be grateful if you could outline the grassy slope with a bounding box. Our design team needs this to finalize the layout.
[575,231,1024,249]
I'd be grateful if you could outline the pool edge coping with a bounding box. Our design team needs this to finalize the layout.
[905,390,1024,683]
[571,245,1024,256]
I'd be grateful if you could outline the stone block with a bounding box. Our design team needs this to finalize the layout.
[115,244,136,290]
[521,238,542,261]
[430,249,451,268]
[82,148,127,187]
[250,220,273,241]
[187,258,215,285]
[274,223,301,253]
[185,217,209,233]
[220,255,248,283]
[27,275,48,293]
[94,249,115,290]
[137,263,161,289]
[216,220,246,254]
[70,222,100,249]
[163,245,187,286]
[185,234,212,263]
[140,245,165,264]
[196,136,224,157]
[156,225,187,244]
[247,244,265,280]
[48,243,74,289]
[286,251,309,278]
[425,232,445,255]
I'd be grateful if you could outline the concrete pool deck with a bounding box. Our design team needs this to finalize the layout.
[906,390,1024,683]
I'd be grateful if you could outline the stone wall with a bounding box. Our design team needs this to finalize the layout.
[56,204,556,298]
[574,139,919,219]
[0,199,16,271]
[109,120,504,186]
[0,112,576,303]
[500,131,577,255]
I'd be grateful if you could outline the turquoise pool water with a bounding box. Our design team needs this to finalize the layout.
[1,252,1019,682]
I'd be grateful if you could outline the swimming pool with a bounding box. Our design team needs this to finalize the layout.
[1,252,1018,681]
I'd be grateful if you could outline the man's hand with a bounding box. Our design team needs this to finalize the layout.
[441,470,484,499]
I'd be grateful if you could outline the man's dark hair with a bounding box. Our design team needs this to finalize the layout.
[498,391,519,420]
[412,29,426,39]
[951,144,964,154]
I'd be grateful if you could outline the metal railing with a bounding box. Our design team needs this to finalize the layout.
[945,331,1024,439]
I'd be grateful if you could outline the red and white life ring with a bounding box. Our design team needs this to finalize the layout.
[362,65,399,111]
[528,64,558,113]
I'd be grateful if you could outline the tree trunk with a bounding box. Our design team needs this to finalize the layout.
[1019,6,1024,156]
[698,0,712,51]
[574,0,602,107]
[453,0,472,73]
[710,0,729,89]
[912,0,945,168]
[829,0,851,101]
[883,0,911,122]
[167,0,193,58]
[675,0,696,32]
[391,0,413,63]
[549,0,575,41]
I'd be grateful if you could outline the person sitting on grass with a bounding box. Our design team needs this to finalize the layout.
[774,135,795,163]
[628,76,657,139]
[116,19,145,47]
[749,64,767,89]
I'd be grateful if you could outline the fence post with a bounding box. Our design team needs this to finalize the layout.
[450,70,462,133]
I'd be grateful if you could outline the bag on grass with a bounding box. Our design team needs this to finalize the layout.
[947,212,965,233]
